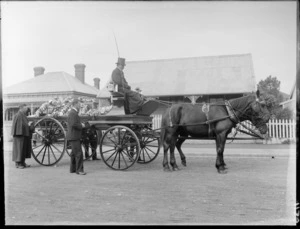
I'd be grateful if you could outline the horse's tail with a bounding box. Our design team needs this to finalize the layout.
[159,109,168,149]
[159,104,183,148]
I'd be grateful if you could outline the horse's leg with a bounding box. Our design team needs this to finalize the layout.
[215,132,228,174]
[176,138,186,166]
[170,139,180,171]
[162,135,171,172]
[221,130,232,169]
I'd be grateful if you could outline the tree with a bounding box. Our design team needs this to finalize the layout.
[257,75,293,119]
[257,75,284,102]
[275,107,295,120]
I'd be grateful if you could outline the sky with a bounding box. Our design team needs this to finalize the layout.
[1,1,297,94]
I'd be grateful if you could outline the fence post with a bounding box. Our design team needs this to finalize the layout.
[288,119,292,139]
[276,119,278,139]
[283,119,286,139]
[292,119,296,139]
[267,120,271,139]
[279,119,282,138]
[152,114,162,130]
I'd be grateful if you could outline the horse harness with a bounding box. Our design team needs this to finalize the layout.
[168,100,239,133]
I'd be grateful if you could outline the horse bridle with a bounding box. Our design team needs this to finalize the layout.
[226,99,268,130]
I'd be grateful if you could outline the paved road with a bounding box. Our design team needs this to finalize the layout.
[4,142,297,225]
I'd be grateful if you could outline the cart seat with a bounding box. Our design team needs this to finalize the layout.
[107,82,130,114]
[108,83,125,101]
[107,82,159,115]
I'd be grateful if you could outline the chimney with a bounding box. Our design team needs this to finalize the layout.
[33,66,45,77]
[74,63,86,83]
[93,78,100,89]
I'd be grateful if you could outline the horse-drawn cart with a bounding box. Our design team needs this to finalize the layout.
[28,113,161,170]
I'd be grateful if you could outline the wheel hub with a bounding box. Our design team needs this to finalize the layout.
[116,145,123,152]
[44,137,52,146]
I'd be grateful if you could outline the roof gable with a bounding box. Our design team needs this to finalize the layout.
[98,53,256,98]
[4,71,100,96]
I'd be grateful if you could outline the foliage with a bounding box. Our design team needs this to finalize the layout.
[274,107,295,120]
[257,75,284,103]
[257,75,294,119]
[281,139,295,144]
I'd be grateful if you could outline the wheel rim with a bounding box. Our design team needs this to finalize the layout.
[137,128,160,164]
[31,117,66,166]
[100,126,140,170]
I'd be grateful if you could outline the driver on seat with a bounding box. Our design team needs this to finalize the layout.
[111,57,146,114]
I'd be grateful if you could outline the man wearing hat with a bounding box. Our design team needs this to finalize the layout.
[11,104,35,169]
[111,57,145,114]
[66,98,87,175]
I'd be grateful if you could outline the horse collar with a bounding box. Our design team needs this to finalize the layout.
[225,100,239,124]
[202,103,210,114]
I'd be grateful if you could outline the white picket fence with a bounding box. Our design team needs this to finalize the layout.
[267,119,296,140]
[151,115,296,141]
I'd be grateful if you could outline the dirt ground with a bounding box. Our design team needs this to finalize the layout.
[4,142,297,225]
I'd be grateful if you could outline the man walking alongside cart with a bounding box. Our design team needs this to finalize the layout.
[11,104,35,169]
[66,98,87,175]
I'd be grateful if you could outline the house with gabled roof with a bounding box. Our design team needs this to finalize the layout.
[280,80,296,116]
[97,53,257,115]
[3,64,101,120]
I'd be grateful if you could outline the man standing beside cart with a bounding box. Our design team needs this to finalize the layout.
[11,104,35,169]
[66,98,87,175]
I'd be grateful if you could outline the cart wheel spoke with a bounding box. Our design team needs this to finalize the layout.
[142,147,155,161]
[111,151,119,167]
[137,128,160,164]
[35,144,46,158]
[120,151,129,168]
[50,143,64,155]
[49,145,58,161]
[102,148,117,154]
[32,143,45,151]
[41,146,47,164]
[105,150,118,162]
[48,146,51,164]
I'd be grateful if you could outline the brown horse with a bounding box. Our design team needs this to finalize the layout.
[160,90,272,174]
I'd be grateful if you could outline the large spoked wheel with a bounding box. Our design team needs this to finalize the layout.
[136,128,160,164]
[100,125,141,170]
[31,117,66,166]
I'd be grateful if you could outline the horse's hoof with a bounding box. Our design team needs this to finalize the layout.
[163,168,172,172]
[172,167,180,171]
[218,169,227,174]
[222,165,228,170]
[181,162,186,167]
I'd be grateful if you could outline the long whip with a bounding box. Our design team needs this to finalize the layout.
[112,31,120,57]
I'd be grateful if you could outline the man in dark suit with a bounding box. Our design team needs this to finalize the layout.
[66,98,87,175]
[111,57,145,114]
[11,104,35,169]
